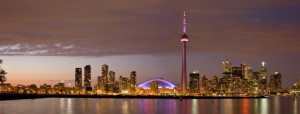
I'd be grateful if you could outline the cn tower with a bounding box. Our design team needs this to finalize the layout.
[181,12,188,94]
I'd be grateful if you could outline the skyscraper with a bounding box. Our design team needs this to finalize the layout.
[181,12,189,94]
[259,61,268,79]
[189,71,200,93]
[259,62,268,94]
[232,67,242,78]
[108,71,115,84]
[244,66,253,80]
[222,59,232,74]
[75,68,82,89]
[119,76,129,93]
[211,75,219,90]
[130,71,137,93]
[97,76,103,90]
[199,75,208,94]
[84,65,91,89]
[102,64,109,84]
[270,72,282,93]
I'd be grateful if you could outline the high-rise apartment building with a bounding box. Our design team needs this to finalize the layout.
[102,64,109,84]
[130,71,136,93]
[75,68,82,88]
[109,71,115,84]
[119,76,129,93]
[84,65,92,89]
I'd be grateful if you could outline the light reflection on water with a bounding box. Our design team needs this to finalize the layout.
[0,96,299,114]
[261,98,268,114]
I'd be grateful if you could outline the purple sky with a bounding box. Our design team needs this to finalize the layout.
[0,1,300,87]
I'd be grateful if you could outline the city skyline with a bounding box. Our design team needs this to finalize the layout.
[0,1,300,88]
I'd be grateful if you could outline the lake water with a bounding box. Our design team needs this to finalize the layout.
[0,96,299,114]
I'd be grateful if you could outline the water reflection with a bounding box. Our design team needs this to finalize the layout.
[242,99,249,114]
[293,97,298,114]
[67,98,72,114]
[121,100,129,114]
[192,99,198,114]
[274,96,280,114]
[0,97,299,114]
[59,98,73,114]
[223,99,233,114]
[261,98,268,114]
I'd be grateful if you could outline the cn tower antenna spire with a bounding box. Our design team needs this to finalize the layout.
[183,11,186,34]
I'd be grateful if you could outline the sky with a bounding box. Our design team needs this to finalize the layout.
[0,1,300,87]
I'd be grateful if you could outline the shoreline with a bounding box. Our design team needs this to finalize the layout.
[0,94,267,101]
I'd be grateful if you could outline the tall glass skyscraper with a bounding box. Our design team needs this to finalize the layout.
[84,65,91,89]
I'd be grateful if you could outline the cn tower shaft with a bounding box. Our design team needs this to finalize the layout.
[181,40,187,94]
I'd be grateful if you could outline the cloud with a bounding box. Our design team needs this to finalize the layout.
[0,1,299,56]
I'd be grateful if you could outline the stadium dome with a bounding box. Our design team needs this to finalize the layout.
[138,78,176,89]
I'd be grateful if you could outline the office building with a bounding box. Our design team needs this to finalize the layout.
[270,72,282,93]
[189,71,200,93]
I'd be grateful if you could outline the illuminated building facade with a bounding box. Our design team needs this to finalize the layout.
[189,71,200,93]
[269,72,282,93]
[119,76,129,93]
[97,76,103,90]
[244,66,253,80]
[150,81,158,94]
[259,62,268,79]
[223,59,232,74]
[54,83,64,93]
[199,75,209,94]
[138,78,176,95]
[259,62,268,94]
[84,65,92,90]
[138,79,177,89]
[75,68,82,89]
[220,59,232,93]
[130,71,136,93]
[109,71,115,84]
[211,75,219,91]
[102,64,109,84]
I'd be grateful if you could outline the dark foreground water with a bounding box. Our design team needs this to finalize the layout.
[0,96,299,114]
